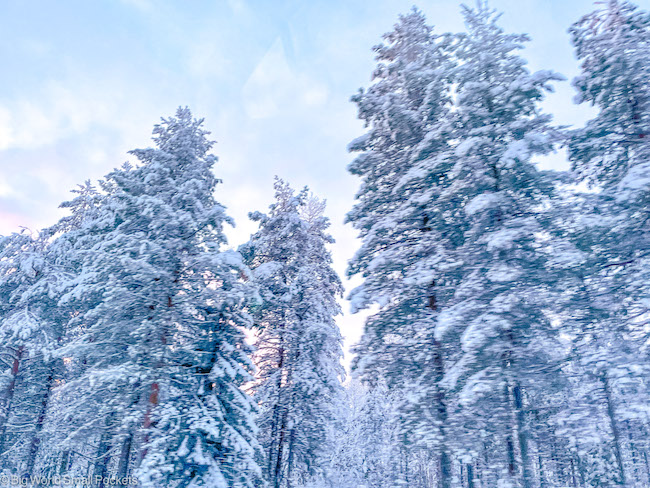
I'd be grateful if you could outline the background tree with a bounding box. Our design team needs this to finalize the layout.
[565,1,650,484]
[241,179,345,488]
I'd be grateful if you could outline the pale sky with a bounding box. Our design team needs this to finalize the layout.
[2,0,648,366]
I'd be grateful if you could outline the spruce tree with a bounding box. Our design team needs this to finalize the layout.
[432,5,563,486]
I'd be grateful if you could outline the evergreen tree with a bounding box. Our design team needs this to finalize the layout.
[0,231,45,472]
[345,9,457,487]
[566,2,650,484]
[326,379,404,488]
[241,179,345,488]
[536,184,626,487]
[432,5,563,486]
[347,3,565,487]
[49,108,261,487]
[0,228,73,476]
[568,0,650,345]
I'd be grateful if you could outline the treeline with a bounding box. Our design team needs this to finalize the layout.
[0,1,649,488]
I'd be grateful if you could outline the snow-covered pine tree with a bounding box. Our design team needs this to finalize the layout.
[345,8,458,487]
[568,0,650,339]
[534,183,627,487]
[566,2,650,484]
[569,0,650,188]
[0,229,72,476]
[568,0,650,323]
[28,178,126,476]
[426,5,565,486]
[0,231,46,472]
[326,378,404,488]
[50,108,261,487]
[0,180,105,476]
[348,3,566,487]
[240,179,345,488]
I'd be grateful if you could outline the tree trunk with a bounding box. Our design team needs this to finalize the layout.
[267,344,287,484]
[93,430,113,488]
[538,454,547,488]
[503,383,516,480]
[439,450,451,488]
[139,381,159,461]
[425,272,450,488]
[506,435,516,477]
[550,437,565,486]
[513,384,532,488]
[116,434,133,477]
[643,415,650,484]
[601,372,626,485]
[625,420,640,484]
[569,458,577,487]
[578,455,587,486]
[286,428,296,488]
[433,337,450,488]
[0,346,24,458]
[59,450,71,475]
[576,451,587,487]
[466,463,475,488]
[482,441,492,487]
[24,371,55,476]
[274,407,289,488]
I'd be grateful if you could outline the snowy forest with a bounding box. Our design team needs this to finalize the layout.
[0,0,649,487]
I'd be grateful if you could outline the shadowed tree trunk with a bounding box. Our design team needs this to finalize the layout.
[94,422,113,488]
[0,346,24,458]
[513,383,532,488]
[116,434,133,477]
[25,371,55,476]
[602,372,626,485]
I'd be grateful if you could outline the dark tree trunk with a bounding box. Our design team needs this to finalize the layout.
[601,372,626,485]
[538,454,547,488]
[59,451,71,475]
[116,434,133,477]
[570,458,577,487]
[503,383,516,479]
[506,435,516,477]
[0,346,24,458]
[466,463,475,488]
[433,339,450,488]
[24,371,55,476]
[93,430,113,488]
[513,384,532,488]
[274,408,289,488]
[426,279,450,488]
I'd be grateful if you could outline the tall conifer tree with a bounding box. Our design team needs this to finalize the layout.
[48,108,261,487]
[241,179,345,488]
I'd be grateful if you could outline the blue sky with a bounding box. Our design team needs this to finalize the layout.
[2,0,648,364]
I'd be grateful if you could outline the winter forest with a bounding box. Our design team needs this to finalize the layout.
[0,0,649,487]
